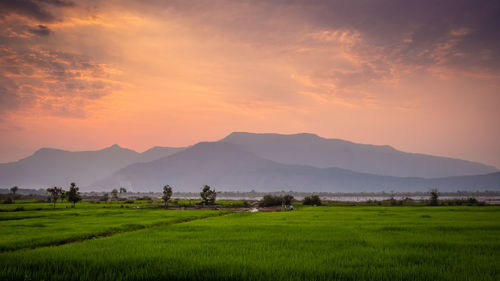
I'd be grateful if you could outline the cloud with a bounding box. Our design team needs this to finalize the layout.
[145,0,500,72]
[0,0,74,22]
[0,46,120,118]
[28,24,51,36]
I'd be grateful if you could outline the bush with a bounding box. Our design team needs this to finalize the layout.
[283,194,294,205]
[259,194,294,207]
[259,195,283,207]
[467,197,478,204]
[2,198,13,204]
[389,196,398,206]
[446,197,483,206]
[303,195,322,206]
[100,193,109,202]
[429,189,440,206]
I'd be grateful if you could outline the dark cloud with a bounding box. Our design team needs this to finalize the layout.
[143,0,500,71]
[38,0,74,7]
[289,0,500,70]
[28,25,51,36]
[0,0,74,22]
[0,47,119,118]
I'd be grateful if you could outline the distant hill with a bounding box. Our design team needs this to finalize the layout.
[220,132,498,178]
[136,146,185,163]
[2,132,498,192]
[0,145,184,189]
[96,142,500,192]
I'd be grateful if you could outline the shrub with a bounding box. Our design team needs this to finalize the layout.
[303,195,322,206]
[259,194,294,207]
[429,189,440,206]
[100,193,109,202]
[283,194,294,205]
[259,195,283,207]
[467,197,478,204]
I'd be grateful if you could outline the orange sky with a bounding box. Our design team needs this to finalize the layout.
[1,0,499,168]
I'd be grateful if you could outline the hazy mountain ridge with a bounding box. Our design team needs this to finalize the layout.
[136,146,186,163]
[0,144,184,188]
[1,132,498,191]
[96,141,500,192]
[220,132,498,178]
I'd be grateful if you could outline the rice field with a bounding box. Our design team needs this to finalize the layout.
[0,203,226,251]
[1,204,499,281]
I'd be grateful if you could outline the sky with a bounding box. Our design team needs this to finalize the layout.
[0,0,499,168]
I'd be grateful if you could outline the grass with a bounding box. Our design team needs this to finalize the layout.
[0,203,226,251]
[0,199,249,211]
[0,205,499,280]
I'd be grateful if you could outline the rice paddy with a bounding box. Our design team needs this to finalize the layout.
[1,203,499,281]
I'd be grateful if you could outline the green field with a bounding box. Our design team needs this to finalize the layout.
[0,202,226,251]
[1,203,499,281]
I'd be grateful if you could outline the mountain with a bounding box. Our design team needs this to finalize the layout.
[96,141,500,192]
[0,145,185,189]
[137,146,185,163]
[2,132,498,191]
[220,132,498,178]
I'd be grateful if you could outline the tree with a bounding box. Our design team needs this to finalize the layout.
[46,187,63,208]
[200,185,216,205]
[111,189,119,200]
[283,194,294,205]
[259,194,294,207]
[10,186,18,203]
[60,190,66,203]
[259,194,283,207]
[119,187,127,196]
[67,182,82,207]
[303,195,322,206]
[162,185,173,208]
[429,189,440,206]
[100,193,109,202]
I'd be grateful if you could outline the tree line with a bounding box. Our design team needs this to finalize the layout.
[5,184,466,208]
[46,182,82,208]
[43,183,218,209]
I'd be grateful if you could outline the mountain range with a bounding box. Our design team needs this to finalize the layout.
[0,132,498,192]
[0,145,183,188]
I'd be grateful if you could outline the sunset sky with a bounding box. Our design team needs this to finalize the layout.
[1,0,499,168]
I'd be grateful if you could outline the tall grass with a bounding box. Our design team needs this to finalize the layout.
[1,206,499,280]
[0,206,225,251]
